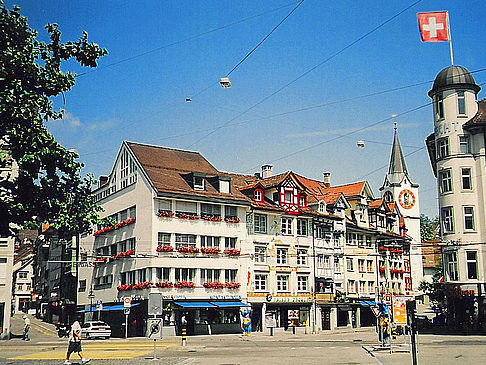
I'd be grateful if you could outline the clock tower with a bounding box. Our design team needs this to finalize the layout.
[380,123,423,290]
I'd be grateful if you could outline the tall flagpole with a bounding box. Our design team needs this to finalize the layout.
[447,11,454,65]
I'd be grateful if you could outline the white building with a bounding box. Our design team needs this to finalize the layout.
[426,65,486,329]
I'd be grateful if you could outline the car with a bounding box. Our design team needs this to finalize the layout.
[81,321,111,339]
[414,315,431,331]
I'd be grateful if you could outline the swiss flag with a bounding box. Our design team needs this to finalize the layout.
[418,12,449,42]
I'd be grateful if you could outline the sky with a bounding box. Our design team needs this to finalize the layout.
[6,0,486,218]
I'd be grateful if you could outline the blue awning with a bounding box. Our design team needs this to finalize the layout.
[78,303,140,312]
[358,301,377,307]
[210,301,250,308]
[175,301,216,308]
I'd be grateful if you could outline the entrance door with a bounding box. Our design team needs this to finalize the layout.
[321,309,331,330]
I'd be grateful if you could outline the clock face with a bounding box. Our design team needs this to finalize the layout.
[398,189,415,209]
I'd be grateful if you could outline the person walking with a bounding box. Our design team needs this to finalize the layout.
[22,315,31,341]
[64,320,90,364]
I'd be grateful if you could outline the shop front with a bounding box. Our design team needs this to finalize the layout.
[253,294,313,330]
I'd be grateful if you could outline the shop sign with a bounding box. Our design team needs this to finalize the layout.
[270,266,295,272]
[209,295,241,300]
[454,285,475,296]
[161,295,187,300]
[392,296,413,325]
[273,296,312,303]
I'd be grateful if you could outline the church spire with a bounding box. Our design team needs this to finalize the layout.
[388,122,408,175]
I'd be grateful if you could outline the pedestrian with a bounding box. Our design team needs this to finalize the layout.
[22,315,31,341]
[64,320,90,365]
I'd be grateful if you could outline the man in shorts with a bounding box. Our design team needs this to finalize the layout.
[65,320,90,364]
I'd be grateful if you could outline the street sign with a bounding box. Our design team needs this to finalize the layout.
[147,318,162,339]
[148,293,163,316]
[124,297,131,308]
[124,307,130,315]
[96,300,103,311]
[384,292,392,305]
[370,306,380,318]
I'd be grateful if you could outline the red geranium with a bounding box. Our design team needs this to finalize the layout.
[223,248,240,256]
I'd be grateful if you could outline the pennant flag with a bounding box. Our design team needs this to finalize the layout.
[418,12,449,42]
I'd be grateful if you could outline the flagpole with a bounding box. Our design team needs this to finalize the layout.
[447,11,454,65]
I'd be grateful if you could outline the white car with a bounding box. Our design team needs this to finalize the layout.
[81,321,111,339]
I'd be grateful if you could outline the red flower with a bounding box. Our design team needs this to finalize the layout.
[117,284,133,291]
[155,281,173,288]
[93,217,136,236]
[224,217,240,224]
[157,245,174,252]
[223,248,240,256]
[201,247,221,255]
[174,281,195,288]
[177,246,199,254]
[156,210,174,218]
[224,282,241,289]
[203,281,224,289]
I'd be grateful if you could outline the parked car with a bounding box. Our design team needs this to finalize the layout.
[415,315,431,331]
[81,321,111,339]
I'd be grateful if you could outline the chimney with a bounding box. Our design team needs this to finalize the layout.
[323,172,331,187]
[99,175,109,186]
[254,172,261,179]
[261,164,273,179]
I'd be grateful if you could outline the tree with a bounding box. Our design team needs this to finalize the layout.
[420,214,439,241]
[418,258,446,315]
[0,2,108,237]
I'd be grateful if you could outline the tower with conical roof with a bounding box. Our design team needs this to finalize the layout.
[380,122,423,291]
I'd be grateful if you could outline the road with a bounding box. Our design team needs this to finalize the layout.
[2,314,486,365]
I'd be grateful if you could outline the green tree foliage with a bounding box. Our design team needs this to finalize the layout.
[0,2,108,237]
[420,214,439,241]
[418,258,446,314]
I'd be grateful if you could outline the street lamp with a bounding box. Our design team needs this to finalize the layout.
[88,286,95,320]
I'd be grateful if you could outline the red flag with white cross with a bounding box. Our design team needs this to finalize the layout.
[418,12,449,42]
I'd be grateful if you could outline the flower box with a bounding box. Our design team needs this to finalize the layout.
[156,210,174,218]
[112,249,135,260]
[224,282,241,289]
[177,246,199,254]
[223,248,240,256]
[155,281,173,288]
[174,281,195,288]
[201,247,221,254]
[224,216,241,224]
[203,281,225,289]
[177,213,200,220]
[378,247,387,252]
[202,215,222,222]
[117,284,133,291]
[94,217,136,236]
[156,245,174,253]
[133,281,153,290]
[94,258,107,265]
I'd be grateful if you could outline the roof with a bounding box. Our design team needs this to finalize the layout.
[429,65,481,96]
[464,99,486,133]
[126,142,249,203]
[328,181,369,198]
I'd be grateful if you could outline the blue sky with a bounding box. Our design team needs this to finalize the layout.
[7,0,486,217]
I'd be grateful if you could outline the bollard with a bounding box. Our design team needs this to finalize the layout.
[292,326,296,335]
[181,328,187,346]
[270,327,274,336]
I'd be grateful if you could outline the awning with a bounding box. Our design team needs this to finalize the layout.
[210,301,250,308]
[174,301,216,308]
[78,303,140,312]
[358,301,377,307]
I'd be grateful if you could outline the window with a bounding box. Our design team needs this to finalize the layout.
[459,136,470,154]
[318,202,326,213]
[281,217,293,235]
[225,269,237,282]
[175,268,196,282]
[359,281,366,294]
[437,138,449,159]
[194,176,204,190]
[224,237,236,249]
[347,280,356,293]
[346,258,354,272]
[299,195,306,207]
[461,168,472,190]
[277,275,289,292]
[358,259,365,273]
[175,234,197,248]
[435,95,444,119]
[322,255,330,269]
[254,189,263,202]
[439,169,453,194]
[219,180,230,193]
[254,246,266,263]
[284,190,293,203]
[201,269,220,283]
[367,260,374,273]
[18,271,28,279]
[446,252,458,281]
[441,207,454,233]
[138,269,147,283]
[297,249,307,265]
[466,251,478,280]
[297,219,308,236]
[79,280,86,292]
[255,274,267,291]
[120,209,128,222]
[368,281,375,294]
[224,206,237,218]
[366,236,372,247]
[297,276,308,292]
[201,203,221,217]
[176,201,197,214]
[334,257,341,272]
[201,236,220,248]
[464,207,475,231]
[156,268,170,281]
[254,214,267,234]
[457,91,466,115]
[357,234,364,247]
[276,248,288,265]
[158,232,171,245]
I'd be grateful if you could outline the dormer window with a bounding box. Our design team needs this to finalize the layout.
[194,176,204,190]
[254,189,263,202]
[299,195,306,207]
[319,201,326,213]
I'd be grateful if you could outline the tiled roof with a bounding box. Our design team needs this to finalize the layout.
[127,142,249,203]
[464,99,486,132]
[368,199,384,209]
[328,181,367,197]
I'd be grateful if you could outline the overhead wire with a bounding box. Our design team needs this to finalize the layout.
[186,0,424,148]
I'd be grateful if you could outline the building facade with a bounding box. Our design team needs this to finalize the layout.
[426,65,486,330]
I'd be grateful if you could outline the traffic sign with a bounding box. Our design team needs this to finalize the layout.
[124,307,130,315]
[370,306,380,318]
[124,297,131,308]
[384,292,392,305]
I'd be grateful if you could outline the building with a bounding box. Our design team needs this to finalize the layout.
[380,124,423,290]
[425,65,486,330]
[80,142,251,337]
[12,230,37,314]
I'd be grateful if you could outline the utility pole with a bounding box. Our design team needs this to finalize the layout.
[407,300,418,365]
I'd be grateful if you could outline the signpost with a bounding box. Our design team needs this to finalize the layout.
[124,297,131,339]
